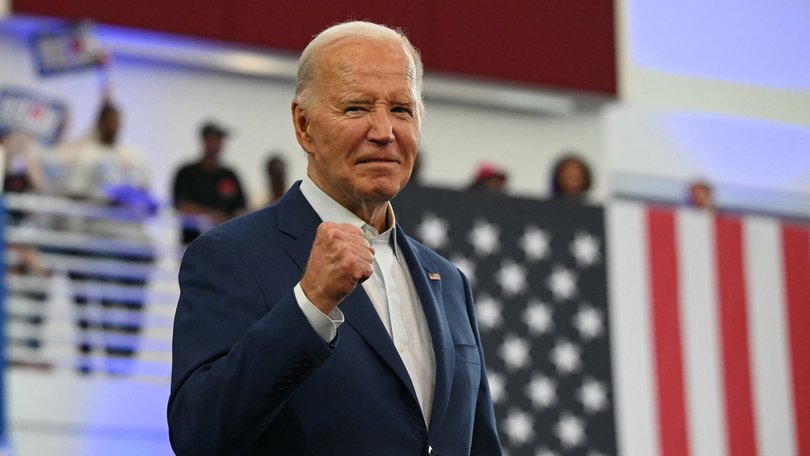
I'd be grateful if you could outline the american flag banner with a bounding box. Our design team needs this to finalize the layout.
[394,186,809,456]
[395,185,617,456]
[607,201,809,456]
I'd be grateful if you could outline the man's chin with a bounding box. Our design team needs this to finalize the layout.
[358,182,404,203]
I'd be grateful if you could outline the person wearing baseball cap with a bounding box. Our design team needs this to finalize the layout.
[171,119,247,244]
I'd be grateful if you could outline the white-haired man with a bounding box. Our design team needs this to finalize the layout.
[168,21,502,455]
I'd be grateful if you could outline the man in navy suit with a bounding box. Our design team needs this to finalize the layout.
[168,20,502,455]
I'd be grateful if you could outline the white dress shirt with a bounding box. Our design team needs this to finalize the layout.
[293,176,436,425]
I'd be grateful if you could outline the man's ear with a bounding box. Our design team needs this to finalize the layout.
[291,101,313,154]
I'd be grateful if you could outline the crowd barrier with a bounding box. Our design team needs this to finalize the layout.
[4,192,182,382]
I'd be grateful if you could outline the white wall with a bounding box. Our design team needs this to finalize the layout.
[611,0,810,217]
[420,106,603,198]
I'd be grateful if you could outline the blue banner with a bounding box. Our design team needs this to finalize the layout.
[32,22,105,76]
[0,87,68,146]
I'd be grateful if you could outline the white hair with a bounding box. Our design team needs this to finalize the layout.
[294,21,424,113]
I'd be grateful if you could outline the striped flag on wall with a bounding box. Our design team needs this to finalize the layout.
[607,201,809,456]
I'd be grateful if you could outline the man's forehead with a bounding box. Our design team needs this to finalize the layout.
[320,38,411,70]
[330,62,413,85]
[317,45,415,88]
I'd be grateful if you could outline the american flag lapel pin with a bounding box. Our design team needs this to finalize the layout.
[428,272,441,281]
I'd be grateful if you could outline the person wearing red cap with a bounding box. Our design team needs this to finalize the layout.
[468,162,508,193]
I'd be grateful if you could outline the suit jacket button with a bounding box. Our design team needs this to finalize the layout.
[426,445,434,455]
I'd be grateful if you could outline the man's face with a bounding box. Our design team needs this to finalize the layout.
[690,184,713,208]
[203,134,224,159]
[559,160,587,195]
[99,110,120,145]
[293,38,421,211]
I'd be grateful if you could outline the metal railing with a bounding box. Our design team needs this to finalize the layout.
[3,192,184,383]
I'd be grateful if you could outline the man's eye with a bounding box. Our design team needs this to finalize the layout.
[345,106,363,113]
[391,107,412,114]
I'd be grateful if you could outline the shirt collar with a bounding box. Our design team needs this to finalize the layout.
[300,176,401,260]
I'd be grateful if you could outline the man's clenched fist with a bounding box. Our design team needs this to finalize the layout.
[300,222,375,314]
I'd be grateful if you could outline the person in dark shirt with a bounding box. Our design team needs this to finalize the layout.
[172,121,247,244]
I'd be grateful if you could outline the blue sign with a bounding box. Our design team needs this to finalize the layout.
[32,22,105,76]
[0,87,68,145]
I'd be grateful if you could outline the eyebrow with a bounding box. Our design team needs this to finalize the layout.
[339,96,415,107]
[341,97,370,105]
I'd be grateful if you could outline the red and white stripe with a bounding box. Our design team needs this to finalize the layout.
[607,201,809,456]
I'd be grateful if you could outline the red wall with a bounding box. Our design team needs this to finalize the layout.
[12,0,616,95]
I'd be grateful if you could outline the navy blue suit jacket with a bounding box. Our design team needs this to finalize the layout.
[168,182,502,455]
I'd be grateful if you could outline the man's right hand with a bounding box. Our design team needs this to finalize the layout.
[300,222,375,314]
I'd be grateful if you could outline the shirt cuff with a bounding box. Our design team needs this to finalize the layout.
[294,282,344,342]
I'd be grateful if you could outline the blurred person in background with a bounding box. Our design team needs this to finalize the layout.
[1,128,53,276]
[251,152,288,209]
[549,153,592,201]
[59,101,153,208]
[2,129,48,198]
[172,120,247,244]
[52,99,157,374]
[687,179,715,210]
[1,129,53,367]
[468,161,508,193]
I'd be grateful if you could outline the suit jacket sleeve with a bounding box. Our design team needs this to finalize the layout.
[167,232,331,455]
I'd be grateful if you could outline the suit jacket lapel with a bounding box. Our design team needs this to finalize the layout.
[397,227,454,434]
[277,182,321,273]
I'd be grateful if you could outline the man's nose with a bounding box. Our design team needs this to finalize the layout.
[367,110,395,144]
